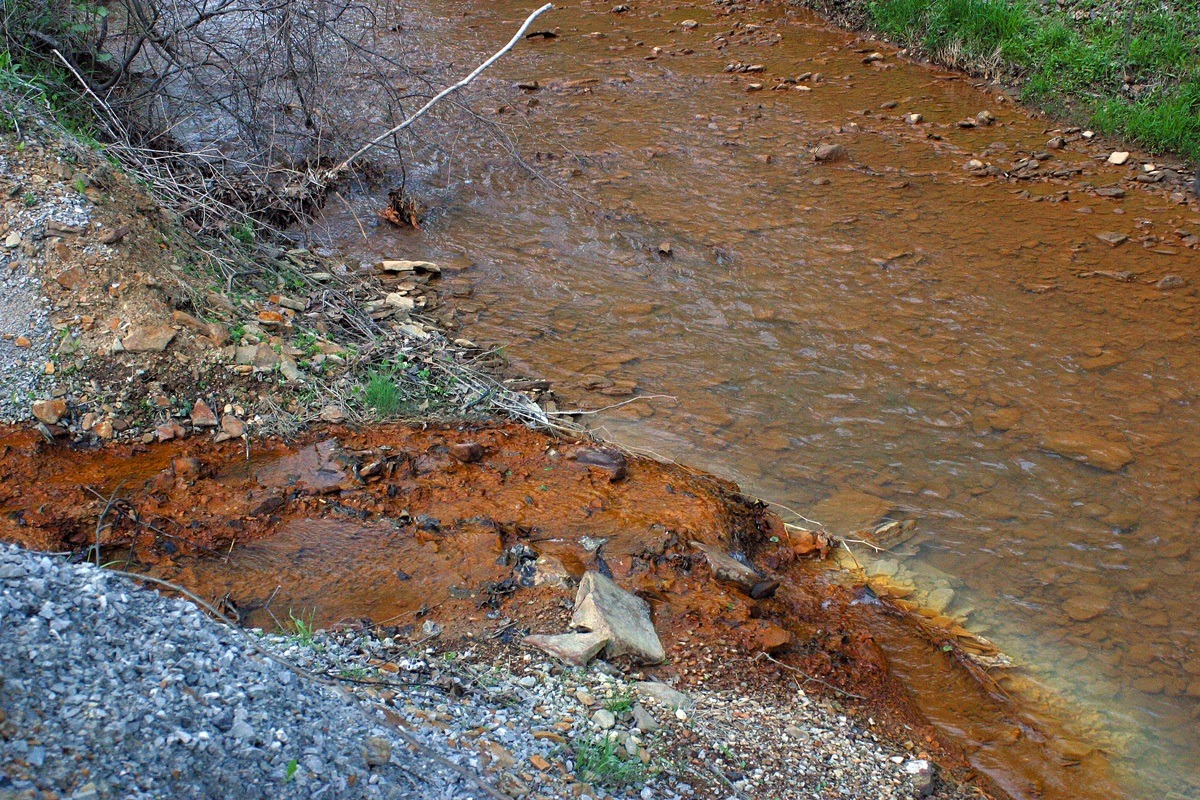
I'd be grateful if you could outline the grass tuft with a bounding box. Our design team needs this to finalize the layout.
[573,734,646,788]
[867,0,1200,158]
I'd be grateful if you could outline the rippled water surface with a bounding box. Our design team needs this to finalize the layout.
[312,1,1200,796]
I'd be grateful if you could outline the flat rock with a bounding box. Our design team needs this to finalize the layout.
[571,571,664,664]
[570,447,628,482]
[810,490,893,534]
[1064,594,1110,622]
[121,324,175,352]
[634,681,694,710]
[691,540,758,592]
[1095,231,1128,246]
[1040,432,1133,472]
[523,631,609,666]
[190,400,219,428]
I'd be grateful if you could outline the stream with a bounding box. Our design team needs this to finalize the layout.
[309,1,1200,797]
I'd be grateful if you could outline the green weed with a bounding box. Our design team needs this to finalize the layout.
[229,220,255,244]
[604,690,634,715]
[283,609,317,646]
[284,758,298,783]
[573,734,646,788]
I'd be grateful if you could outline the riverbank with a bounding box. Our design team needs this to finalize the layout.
[0,114,1003,799]
[793,0,1200,161]
[1,544,975,800]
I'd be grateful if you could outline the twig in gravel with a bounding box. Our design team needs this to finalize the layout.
[706,763,750,800]
[263,585,284,632]
[754,652,867,701]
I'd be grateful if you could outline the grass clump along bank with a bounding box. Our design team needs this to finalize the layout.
[865,0,1200,158]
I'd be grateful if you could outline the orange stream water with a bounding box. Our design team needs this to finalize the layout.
[309,1,1200,796]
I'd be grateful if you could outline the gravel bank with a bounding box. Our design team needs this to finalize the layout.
[0,544,486,800]
[0,544,978,800]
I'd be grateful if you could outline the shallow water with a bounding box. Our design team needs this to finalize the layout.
[310,1,1200,796]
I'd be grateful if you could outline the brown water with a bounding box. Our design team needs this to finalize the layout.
[309,1,1200,797]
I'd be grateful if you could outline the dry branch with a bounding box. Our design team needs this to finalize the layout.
[326,2,554,179]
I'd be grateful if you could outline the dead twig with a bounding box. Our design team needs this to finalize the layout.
[753,652,867,701]
[91,480,127,567]
[326,2,554,177]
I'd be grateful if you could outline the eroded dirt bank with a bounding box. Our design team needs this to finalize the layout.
[0,422,1127,799]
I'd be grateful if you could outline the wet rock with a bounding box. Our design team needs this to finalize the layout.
[1094,186,1125,198]
[31,399,66,425]
[809,490,892,534]
[813,143,845,162]
[750,579,780,599]
[572,571,664,664]
[1040,432,1133,472]
[449,442,485,463]
[121,324,175,352]
[524,631,609,666]
[1094,231,1128,246]
[1157,275,1187,290]
[634,681,694,710]
[190,400,219,428]
[975,110,995,125]
[571,447,628,482]
[1046,136,1065,149]
[362,735,392,767]
[691,540,758,592]
[378,259,439,274]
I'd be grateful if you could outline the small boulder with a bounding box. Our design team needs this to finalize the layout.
[190,400,219,428]
[813,143,845,162]
[121,324,175,352]
[31,399,67,425]
[449,442,486,463]
[571,446,628,482]
[572,571,664,664]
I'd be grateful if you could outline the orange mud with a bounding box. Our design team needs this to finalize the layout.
[0,424,1127,799]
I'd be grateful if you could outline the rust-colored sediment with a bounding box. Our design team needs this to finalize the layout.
[0,423,1121,798]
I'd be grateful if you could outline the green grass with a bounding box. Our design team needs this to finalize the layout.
[364,370,403,417]
[573,734,647,789]
[282,609,317,646]
[867,0,1200,158]
[604,690,634,715]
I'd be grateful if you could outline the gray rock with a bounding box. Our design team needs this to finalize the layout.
[571,571,664,664]
[631,703,659,733]
[523,631,609,667]
[634,681,694,710]
[592,709,616,730]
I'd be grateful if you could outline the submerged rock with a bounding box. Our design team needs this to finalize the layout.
[1039,432,1133,472]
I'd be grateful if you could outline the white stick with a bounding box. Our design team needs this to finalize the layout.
[328,2,553,177]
